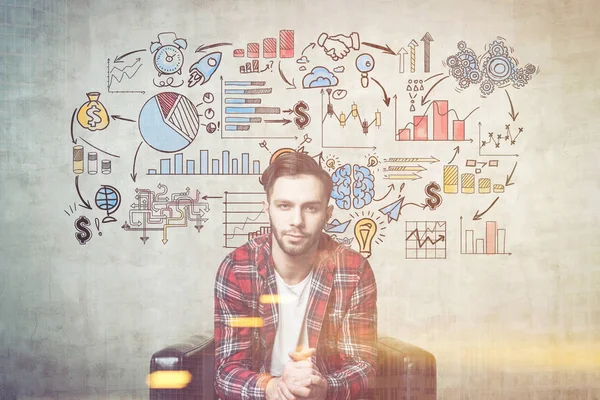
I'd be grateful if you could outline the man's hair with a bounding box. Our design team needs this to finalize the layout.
[261,152,333,201]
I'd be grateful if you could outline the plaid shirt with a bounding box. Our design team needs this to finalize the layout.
[214,233,378,400]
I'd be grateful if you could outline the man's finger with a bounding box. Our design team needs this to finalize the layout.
[289,348,315,361]
[278,384,296,400]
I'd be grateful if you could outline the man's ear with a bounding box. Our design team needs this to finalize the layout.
[326,204,333,221]
[263,199,270,218]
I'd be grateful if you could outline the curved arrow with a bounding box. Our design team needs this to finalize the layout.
[114,49,146,63]
[421,75,449,106]
[130,141,143,182]
[371,77,391,107]
[473,196,499,220]
[448,146,460,164]
[301,42,316,56]
[362,42,396,55]
[70,108,77,144]
[75,175,92,210]
[374,184,395,202]
[505,89,519,121]
[195,42,232,53]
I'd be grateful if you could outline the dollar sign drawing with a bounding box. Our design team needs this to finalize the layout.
[74,215,92,245]
[293,100,311,130]
[424,181,443,210]
[86,105,102,128]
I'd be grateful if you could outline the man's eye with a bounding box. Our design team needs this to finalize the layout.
[305,206,317,212]
[279,204,290,210]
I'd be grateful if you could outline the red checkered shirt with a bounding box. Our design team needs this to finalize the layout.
[214,233,378,400]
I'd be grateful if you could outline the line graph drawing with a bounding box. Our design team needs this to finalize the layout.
[405,220,447,259]
[223,191,270,248]
[107,58,145,94]
[478,121,522,157]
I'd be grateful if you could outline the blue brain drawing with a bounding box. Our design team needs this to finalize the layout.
[330,164,375,210]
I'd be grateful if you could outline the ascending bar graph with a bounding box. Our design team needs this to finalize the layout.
[396,100,475,142]
[147,149,262,176]
[232,30,295,60]
[460,217,510,255]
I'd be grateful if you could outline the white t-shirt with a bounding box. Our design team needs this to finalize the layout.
[269,269,313,377]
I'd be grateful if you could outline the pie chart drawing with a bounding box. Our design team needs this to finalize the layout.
[139,92,200,153]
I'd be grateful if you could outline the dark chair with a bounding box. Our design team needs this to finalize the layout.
[149,334,436,399]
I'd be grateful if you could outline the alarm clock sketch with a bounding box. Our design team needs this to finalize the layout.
[150,32,188,76]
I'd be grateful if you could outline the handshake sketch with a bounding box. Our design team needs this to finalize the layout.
[317,31,361,61]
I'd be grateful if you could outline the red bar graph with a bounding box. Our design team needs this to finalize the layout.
[397,100,470,141]
[279,30,294,58]
[453,120,465,141]
[396,128,411,141]
[486,221,497,254]
[414,115,428,141]
[263,38,276,58]
[247,43,259,58]
[433,100,448,140]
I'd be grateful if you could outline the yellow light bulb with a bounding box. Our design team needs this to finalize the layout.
[354,218,377,258]
[326,159,336,169]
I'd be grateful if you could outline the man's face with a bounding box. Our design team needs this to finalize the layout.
[264,174,333,257]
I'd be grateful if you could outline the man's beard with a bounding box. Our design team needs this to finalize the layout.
[270,224,321,256]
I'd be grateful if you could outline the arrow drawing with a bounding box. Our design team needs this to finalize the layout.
[384,156,440,164]
[448,146,460,164]
[371,77,391,106]
[75,175,92,210]
[130,141,143,182]
[264,118,292,125]
[114,49,146,63]
[374,184,395,202]
[195,42,232,53]
[111,115,136,122]
[420,32,434,73]
[473,196,500,220]
[362,42,396,55]
[408,40,418,73]
[397,47,408,73]
[505,89,519,121]
[301,42,315,55]
[70,108,77,144]
[421,75,449,106]
[505,162,518,186]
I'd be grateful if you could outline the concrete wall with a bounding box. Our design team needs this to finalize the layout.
[1,0,599,398]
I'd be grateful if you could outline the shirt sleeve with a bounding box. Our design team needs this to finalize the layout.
[214,255,272,400]
[325,258,378,399]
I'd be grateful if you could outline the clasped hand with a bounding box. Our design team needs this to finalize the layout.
[266,348,328,400]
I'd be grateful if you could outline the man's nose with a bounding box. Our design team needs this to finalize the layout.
[291,207,304,226]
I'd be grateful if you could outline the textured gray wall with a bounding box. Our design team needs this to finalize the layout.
[1,0,599,399]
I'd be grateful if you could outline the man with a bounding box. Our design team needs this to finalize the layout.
[214,152,377,399]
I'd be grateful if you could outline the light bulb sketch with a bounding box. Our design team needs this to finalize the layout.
[354,217,377,258]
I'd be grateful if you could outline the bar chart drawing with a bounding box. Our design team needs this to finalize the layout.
[223,191,270,248]
[442,165,505,195]
[232,30,294,59]
[220,79,294,139]
[147,149,262,176]
[459,216,511,255]
[396,101,478,142]
[405,221,447,259]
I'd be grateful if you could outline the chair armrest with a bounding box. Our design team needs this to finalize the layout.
[149,335,216,400]
[376,336,437,400]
